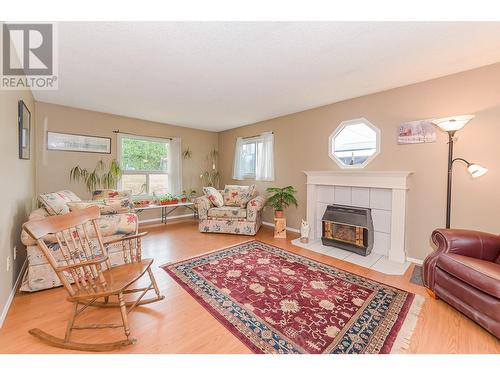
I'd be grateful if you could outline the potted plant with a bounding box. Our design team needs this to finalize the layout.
[265,186,298,218]
[182,188,197,202]
[200,149,220,188]
[179,193,188,203]
[70,159,122,194]
[159,194,170,205]
[169,195,179,205]
[133,198,150,208]
[160,193,178,205]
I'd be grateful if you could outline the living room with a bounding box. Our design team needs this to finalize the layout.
[1,1,499,373]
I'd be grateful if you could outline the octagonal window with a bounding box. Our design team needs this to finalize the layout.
[329,118,380,168]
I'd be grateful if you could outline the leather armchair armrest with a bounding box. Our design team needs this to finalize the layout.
[424,229,500,289]
[431,229,500,262]
[195,196,212,220]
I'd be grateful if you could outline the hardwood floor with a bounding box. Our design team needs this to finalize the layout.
[0,219,498,354]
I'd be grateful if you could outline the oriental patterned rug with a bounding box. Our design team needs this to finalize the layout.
[162,240,423,354]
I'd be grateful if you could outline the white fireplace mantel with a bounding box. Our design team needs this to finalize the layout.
[304,171,413,267]
[304,171,412,190]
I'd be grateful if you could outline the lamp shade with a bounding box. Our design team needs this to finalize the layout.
[432,115,475,132]
[467,163,488,178]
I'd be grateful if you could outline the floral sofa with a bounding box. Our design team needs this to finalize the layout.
[195,185,266,235]
[20,189,138,292]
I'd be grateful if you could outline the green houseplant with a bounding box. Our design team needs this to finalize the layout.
[265,186,298,218]
[182,188,197,202]
[70,159,122,194]
[200,149,220,188]
[159,193,178,205]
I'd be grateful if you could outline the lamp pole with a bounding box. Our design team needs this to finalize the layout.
[434,115,487,229]
[445,132,455,229]
[446,139,482,228]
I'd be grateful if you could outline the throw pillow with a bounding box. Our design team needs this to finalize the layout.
[202,187,224,207]
[38,191,77,215]
[223,184,256,208]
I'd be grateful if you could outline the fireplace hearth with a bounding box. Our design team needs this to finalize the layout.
[321,204,374,256]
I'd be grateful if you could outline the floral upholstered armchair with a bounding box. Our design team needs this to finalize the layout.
[20,189,138,292]
[195,185,266,235]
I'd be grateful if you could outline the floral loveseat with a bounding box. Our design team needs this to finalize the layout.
[20,189,138,292]
[195,185,266,235]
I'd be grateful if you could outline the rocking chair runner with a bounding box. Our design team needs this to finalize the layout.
[22,206,164,351]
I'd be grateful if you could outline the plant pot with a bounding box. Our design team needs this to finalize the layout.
[134,200,150,208]
[181,197,187,203]
[274,210,284,218]
[160,201,168,206]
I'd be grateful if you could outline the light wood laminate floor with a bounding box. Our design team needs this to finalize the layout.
[0,220,498,354]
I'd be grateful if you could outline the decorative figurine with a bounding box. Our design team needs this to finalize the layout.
[300,219,310,243]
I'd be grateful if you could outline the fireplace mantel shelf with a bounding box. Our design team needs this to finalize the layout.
[304,171,413,176]
[304,171,413,190]
[299,170,413,274]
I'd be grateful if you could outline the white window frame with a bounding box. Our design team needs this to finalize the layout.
[233,132,275,181]
[117,133,171,197]
[240,136,259,180]
[328,118,381,169]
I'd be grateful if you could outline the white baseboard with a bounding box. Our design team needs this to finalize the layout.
[262,221,300,234]
[406,257,424,265]
[0,258,28,328]
[139,213,194,225]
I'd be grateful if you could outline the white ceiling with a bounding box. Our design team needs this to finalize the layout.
[34,22,500,132]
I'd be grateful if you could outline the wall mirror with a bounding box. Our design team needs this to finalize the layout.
[18,100,31,160]
[329,118,380,168]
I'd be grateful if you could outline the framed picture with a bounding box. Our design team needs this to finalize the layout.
[47,132,111,154]
[397,119,437,144]
[18,100,31,160]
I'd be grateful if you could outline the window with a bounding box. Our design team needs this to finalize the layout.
[233,132,274,181]
[240,140,257,178]
[329,118,380,168]
[117,134,182,196]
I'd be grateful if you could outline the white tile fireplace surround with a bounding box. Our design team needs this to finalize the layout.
[291,171,413,275]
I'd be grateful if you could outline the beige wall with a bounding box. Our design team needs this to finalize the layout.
[34,102,219,222]
[219,63,500,260]
[26,63,500,262]
[0,81,36,317]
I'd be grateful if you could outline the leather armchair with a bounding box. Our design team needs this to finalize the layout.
[423,229,500,338]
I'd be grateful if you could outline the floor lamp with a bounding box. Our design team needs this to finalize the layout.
[433,115,488,228]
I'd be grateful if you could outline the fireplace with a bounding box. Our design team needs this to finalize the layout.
[321,204,374,256]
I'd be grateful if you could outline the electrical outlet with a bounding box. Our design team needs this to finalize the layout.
[13,246,17,260]
[6,255,11,272]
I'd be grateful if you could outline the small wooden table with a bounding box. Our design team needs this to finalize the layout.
[134,202,196,224]
[274,217,287,238]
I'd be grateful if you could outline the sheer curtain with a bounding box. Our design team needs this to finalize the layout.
[232,136,244,180]
[167,137,182,194]
[256,132,275,181]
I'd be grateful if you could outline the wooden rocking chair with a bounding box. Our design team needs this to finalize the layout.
[22,206,164,351]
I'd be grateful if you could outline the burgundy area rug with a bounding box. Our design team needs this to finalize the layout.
[162,240,423,354]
